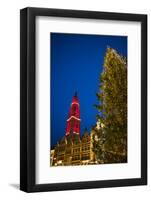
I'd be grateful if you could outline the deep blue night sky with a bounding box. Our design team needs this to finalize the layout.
[50,33,127,148]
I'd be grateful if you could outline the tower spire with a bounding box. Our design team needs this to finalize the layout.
[74,91,77,97]
[66,93,81,136]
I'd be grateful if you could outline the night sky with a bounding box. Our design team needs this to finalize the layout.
[50,33,127,148]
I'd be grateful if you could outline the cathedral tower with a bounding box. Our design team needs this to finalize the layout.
[66,92,81,136]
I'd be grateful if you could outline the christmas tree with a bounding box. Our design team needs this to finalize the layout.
[93,47,127,163]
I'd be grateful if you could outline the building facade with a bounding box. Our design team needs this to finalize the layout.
[50,93,96,166]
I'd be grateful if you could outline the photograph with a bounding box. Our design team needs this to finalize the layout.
[20,7,147,192]
[50,33,127,167]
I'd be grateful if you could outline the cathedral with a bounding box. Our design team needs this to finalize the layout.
[50,93,97,166]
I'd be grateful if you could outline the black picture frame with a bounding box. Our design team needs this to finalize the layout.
[20,7,147,192]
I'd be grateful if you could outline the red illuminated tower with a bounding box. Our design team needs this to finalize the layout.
[66,92,81,136]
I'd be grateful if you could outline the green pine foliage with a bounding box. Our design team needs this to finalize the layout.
[94,47,127,164]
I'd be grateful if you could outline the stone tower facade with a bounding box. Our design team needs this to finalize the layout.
[66,92,81,136]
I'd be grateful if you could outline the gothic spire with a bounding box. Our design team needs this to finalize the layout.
[74,91,77,97]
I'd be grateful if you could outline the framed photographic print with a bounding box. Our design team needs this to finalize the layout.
[20,7,147,192]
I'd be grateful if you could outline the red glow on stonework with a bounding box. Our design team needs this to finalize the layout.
[66,92,81,135]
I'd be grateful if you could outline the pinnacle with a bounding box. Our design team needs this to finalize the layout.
[74,91,77,97]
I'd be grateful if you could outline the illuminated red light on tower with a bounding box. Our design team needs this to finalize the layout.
[66,92,81,135]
